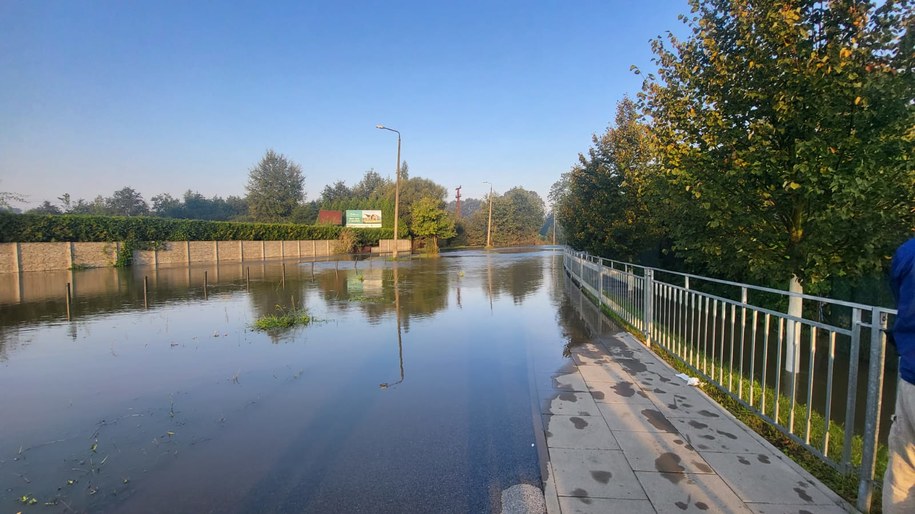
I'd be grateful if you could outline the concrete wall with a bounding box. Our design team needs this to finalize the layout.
[372,239,413,254]
[0,240,356,273]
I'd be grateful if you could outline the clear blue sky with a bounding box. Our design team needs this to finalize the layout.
[1,0,689,209]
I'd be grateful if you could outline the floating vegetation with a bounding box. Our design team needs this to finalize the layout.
[252,306,312,331]
[348,295,387,304]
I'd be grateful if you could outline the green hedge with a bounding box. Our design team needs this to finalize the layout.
[0,213,397,245]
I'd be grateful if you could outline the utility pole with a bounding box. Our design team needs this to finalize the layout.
[455,185,462,219]
[483,181,493,248]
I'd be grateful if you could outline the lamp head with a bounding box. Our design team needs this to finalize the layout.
[376,124,385,129]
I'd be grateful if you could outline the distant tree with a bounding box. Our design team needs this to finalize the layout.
[463,187,546,246]
[291,201,320,224]
[0,181,24,211]
[642,0,915,293]
[320,180,353,204]
[351,170,391,200]
[446,197,484,218]
[27,201,62,215]
[107,187,149,216]
[70,196,109,215]
[151,193,182,217]
[57,193,72,212]
[492,187,546,245]
[410,197,456,253]
[395,176,448,228]
[245,150,305,222]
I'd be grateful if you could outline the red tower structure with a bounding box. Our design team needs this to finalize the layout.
[455,185,462,219]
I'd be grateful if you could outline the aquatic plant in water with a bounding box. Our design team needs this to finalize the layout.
[252,306,311,331]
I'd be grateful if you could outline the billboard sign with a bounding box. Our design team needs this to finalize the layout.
[345,210,382,228]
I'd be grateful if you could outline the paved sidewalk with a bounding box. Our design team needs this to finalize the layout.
[536,289,853,514]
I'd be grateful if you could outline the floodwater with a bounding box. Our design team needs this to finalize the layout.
[0,248,579,513]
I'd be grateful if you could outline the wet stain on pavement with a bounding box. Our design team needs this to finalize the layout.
[695,501,709,510]
[688,420,708,429]
[656,452,686,473]
[571,417,589,429]
[700,435,715,440]
[793,487,813,502]
[612,382,635,397]
[757,454,770,464]
[716,430,737,440]
[638,391,649,399]
[571,488,589,498]
[559,392,578,402]
[692,461,713,473]
[642,409,676,432]
[591,391,605,400]
[590,470,613,484]
[616,358,648,374]
[654,388,666,393]
[738,456,751,466]
[698,410,720,418]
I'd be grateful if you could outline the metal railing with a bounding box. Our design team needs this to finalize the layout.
[563,248,898,513]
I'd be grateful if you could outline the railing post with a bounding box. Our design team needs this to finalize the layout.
[857,309,889,513]
[598,259,604,309]
[843,308,863,469]
[644,268,654,346]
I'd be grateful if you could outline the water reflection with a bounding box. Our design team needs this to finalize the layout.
[0,249,565,513]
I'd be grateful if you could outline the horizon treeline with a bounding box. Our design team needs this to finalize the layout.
[4,151,550,248]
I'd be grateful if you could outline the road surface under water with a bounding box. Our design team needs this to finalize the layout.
[0,247,581,513]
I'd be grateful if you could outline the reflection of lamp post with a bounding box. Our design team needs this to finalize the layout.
[376,125,401,259]
[380,262,405,389]
[483,181,493,248]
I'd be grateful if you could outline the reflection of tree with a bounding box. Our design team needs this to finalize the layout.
[312,259,451,331]
[484,257,544,305]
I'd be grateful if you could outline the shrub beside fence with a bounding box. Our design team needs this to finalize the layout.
[0,213,396,245]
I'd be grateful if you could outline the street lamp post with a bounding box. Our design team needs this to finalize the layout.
[376,125,401,259]
[483,181,493,248]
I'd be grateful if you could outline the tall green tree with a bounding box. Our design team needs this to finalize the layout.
[351,170,391,200]
[464,187,546,246]
[410,197,456,253]
[320,180,353,204]
[559,98,658,261]
[246,150,305,222]
[642,0,914,293]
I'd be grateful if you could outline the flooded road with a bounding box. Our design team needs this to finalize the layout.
[0,248,578,513]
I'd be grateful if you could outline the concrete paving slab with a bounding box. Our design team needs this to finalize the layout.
[549,448,647,500]
[701,452,835,506]
[558,496,658,514]
[746,504,849,514]
[635,471,753,514]
[636,383,723,420]
[540,286,854,514]
[541,391,602,417]
[669,416,768,454]
[596,400,678,433]
[612,430,715,474]
[575,361,633,383]
[587,379,655,404]
[542,415,619,450]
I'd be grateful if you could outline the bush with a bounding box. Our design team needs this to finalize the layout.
[0,213,394,244]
